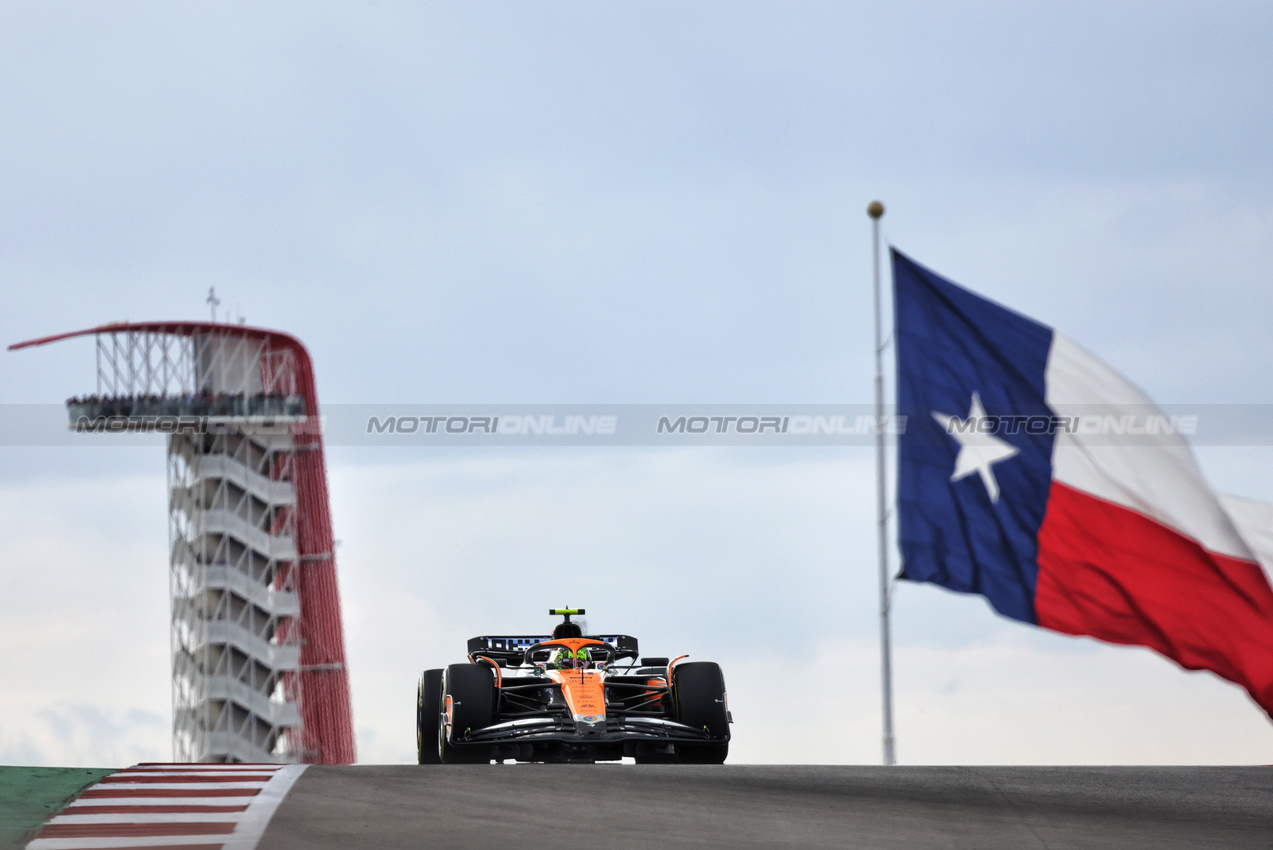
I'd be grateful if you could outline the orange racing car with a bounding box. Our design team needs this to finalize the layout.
[417,609,731,764]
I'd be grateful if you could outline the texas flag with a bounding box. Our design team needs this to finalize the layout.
[893,249,1273,717]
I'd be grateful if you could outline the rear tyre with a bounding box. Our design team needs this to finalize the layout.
[438,663,496,764]
[673,661,729,764]
[417,669,443,764]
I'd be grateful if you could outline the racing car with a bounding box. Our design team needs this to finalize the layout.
[417,609,731,764]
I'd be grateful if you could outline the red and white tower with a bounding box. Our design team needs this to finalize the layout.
[10,322,356,764]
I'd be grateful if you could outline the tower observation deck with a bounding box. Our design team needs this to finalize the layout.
[10,322,356,764]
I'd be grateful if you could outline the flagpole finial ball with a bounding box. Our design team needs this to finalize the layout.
[867,201,885,219]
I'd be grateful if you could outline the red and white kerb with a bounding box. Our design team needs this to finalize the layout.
[26,763,307,850]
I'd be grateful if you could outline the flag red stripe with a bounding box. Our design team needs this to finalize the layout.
[80,788,260,798]
[39,822,237,838]
[1036,480,1273,715]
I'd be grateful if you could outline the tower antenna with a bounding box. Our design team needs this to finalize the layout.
[206,286,221,322]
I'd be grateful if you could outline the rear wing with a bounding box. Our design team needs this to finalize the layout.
[467,634,639,664]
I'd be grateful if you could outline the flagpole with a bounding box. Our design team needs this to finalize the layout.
[868,199,896,766]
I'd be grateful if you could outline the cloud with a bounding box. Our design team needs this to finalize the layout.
[0,471,170,767]
[892,632,1273,765]
[0,732,46,767]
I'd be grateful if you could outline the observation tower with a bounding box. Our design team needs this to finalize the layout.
[10,322,356,764]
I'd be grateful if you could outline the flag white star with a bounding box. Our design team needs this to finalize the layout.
[931,392,1019,503]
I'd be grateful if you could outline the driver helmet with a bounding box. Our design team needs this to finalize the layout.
[554,647,590,670]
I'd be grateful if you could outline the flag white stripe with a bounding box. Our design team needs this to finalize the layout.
[1218,493,1273,586]
[1045,332,1254,560]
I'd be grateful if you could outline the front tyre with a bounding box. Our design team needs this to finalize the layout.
[417,669,443,764]
[438,663,496,764]
[673,661,729,764]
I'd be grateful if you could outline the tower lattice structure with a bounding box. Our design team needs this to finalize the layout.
[10,322,356,764]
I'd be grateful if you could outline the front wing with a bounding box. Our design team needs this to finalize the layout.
[457,714,718,747]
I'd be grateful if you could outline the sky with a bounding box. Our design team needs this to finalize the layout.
[2,1,1273,766]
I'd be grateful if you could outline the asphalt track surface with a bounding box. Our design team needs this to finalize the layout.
[259,765,1273,849]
